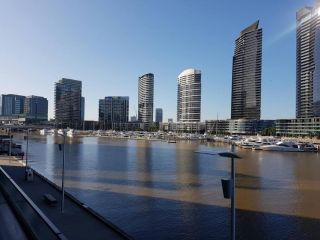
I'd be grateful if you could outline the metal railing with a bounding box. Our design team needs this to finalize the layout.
[0,167,67,240]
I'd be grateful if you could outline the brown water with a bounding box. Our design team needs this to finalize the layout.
[16,135,320,239]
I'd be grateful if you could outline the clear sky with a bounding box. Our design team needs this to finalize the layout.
[0,0,315,121]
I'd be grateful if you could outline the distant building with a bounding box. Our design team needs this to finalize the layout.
[24,95,48,121]
[83,120,99,131]
[177,69,201,122]
[276,118,320,136]
[81,97,85,122]
[205,120,229,135]
[54,78,82,129]
[160,122,205,133]
[228,119,274,135]
[205,119,274,135]
[138,73,154,129]
[99,96,129,130]
[155,108,163,123]
[296,1,320,118]
[0,94,25,116]
[130,116,137,122]
[231,21,262,120]
[168,118,173,123]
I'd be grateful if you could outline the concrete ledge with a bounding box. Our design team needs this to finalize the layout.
[31,168,133,240]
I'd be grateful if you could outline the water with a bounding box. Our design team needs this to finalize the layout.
[15,135,320,239]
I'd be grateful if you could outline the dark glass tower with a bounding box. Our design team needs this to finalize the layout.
[155,108,163,123]
[0,94,25,116]
[54,78,82,128]
[24,95,48,121]
[297,1,320,118]
[99,96,129,130]
[231,21,262,120]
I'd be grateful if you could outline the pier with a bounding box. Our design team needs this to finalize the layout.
[0,157,132,240]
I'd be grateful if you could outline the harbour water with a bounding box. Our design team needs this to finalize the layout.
[15,135,320,239]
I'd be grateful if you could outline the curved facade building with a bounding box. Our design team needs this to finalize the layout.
[138,73,154,126]
[296,1,320,118]
[231,21,262,120]
[177,69,201,122]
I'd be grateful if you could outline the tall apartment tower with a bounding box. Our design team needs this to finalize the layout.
[24,95,48,121]
[138,73,154,128]
[99,96,129,129]
[297,1,320,118]
[81,97,85,122]
[231,21,262,120]
[177,69,201,122]
[155,108,163,123]
[54,78,82,128]
[0,94,25,116]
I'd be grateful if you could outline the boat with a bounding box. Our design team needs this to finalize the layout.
[39,129,47,135]
[252,142,273,150]
[300,143,318,152]
[48,129,56,135]
[240,142,256,149]
[67,129,75,137]
[57,129,64,135]
[239,138,258,149]
[261,141,302,152]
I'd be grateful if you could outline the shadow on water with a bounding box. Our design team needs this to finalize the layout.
[66,187,320,240]
[58,172,286,192]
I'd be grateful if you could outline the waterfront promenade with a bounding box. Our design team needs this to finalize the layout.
[0,157,132,240]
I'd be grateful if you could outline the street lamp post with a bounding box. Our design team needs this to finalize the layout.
[195,144,240,240]
[58,130,66,213]
[218,144,239,240]
[25,129,29,170]
[9,128,12,156]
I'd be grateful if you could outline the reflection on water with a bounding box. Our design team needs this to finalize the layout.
[19,135,320,239]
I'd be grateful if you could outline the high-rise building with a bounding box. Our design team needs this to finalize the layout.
[155,108,163,123]
[81,97,85,122]
[0,94,25,116]
[99,96,129,129]
[297,1,320,118]
[231,21,262,120]
[177,69,201,122]
[24,95,48,121]
[138,73,154,127]
[54,78,82,128]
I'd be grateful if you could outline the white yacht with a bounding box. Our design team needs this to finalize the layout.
[67,129,75,137]
[261,141,302,152]
[57,129,64,135]
[47,129,56,135]
[39,129,47,135]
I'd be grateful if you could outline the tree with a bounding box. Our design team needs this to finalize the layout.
[261,127,276,136]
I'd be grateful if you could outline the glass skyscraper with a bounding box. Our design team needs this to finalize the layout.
[99,96,129,130]
[231,21,262,120]
[24,95,48,121]
[177,69,201,122]
[138,73,154,127]
[155,108,163,123]
[297,0,320,118]
[0,94,25,116]
[54,78,82,128]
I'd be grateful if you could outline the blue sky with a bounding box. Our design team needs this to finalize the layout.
[0,0,315,121]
